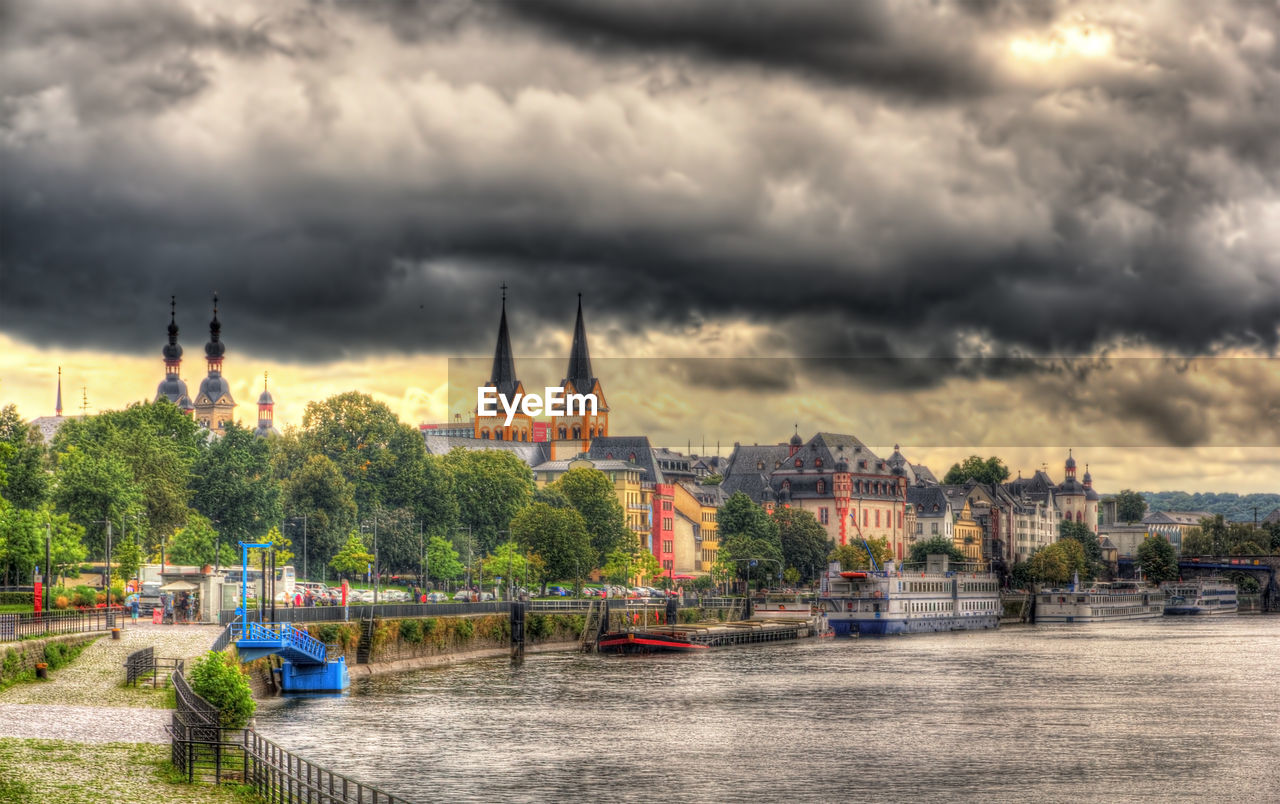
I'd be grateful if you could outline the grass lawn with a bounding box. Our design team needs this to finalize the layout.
[0,739,263,804]
[0,604,34,614]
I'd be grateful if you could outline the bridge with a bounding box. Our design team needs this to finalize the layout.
[1119,554,1279,611]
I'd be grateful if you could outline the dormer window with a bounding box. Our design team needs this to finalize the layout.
[757,460,765,470]
[815,458,823,467]
[794,458,803,468]
[817,480,826,494]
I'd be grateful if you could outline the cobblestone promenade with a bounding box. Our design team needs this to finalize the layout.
[0,623,221,744]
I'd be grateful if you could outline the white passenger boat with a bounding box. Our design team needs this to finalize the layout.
[1161,577,1238,615]
[1035,580,1164,623]
[818,554,1000,636]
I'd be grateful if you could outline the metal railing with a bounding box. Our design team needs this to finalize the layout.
[0,608,122,642]
[169,651,415,802]
[219,601,511,626]
[125,646,182,687]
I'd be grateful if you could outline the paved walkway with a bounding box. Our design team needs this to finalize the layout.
[0,623,222,742]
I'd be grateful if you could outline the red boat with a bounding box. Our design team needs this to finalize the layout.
[597,630,709,654]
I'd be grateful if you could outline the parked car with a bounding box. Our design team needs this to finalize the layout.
[427,592,448,603]
[546,586,570,597]
[453,590,475,602]
[478,592,495,601]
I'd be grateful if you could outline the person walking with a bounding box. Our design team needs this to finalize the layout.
[129,594,140,624]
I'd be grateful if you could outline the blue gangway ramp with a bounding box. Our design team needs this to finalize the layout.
[233,622,328,664]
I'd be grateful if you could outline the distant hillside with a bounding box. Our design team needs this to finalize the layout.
[1139,491,1280,524]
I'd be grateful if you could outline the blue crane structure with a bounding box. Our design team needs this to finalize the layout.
[231,541,349,693]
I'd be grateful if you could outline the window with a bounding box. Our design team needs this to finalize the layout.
[662,560,673,570]
[815,458,823,467]
[816,480,826,494]
[795,458,803,467]
[559,427,568,439]
[663,501,672,511]
[898,511,903,528]
[495,431,504,441]
[663,517,672,531]
[663,540,673,553]
[875,510,881,528]
[931,522,938,535]
[820,508,829,525]
[863,511,868,527]
[757,460,765,470]
[481,429,490,439]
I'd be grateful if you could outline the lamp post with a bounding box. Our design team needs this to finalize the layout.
[288,514,307,581]
[453,525,473,597]
[90,519,114,626]
[361,511,380,604]
[495,529,511,600]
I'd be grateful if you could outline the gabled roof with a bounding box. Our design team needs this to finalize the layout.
[1143,510,1215,526]
[907,485,950,518]
[721,443,791,500]
[1263,507,1280,525]
[587,436,663,484]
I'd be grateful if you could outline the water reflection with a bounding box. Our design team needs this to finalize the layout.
[254,618,1280,802]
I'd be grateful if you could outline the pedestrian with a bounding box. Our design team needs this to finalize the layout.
[163,593,174,625]
[130,595,139,623]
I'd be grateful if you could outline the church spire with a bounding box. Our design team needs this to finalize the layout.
[488,285,519,398]
[563,293,595,392]
[56,366,62,417]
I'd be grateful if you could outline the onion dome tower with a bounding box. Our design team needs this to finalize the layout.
[193,293,236,432]
[254,372,279,438]
[154,297,194,413]
[788,425,803,456]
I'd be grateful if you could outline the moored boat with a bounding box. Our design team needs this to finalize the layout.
[1034,580,1164,623]
[1161,577,1238,615]
[597,630,709,654]
[818,553,1000,637]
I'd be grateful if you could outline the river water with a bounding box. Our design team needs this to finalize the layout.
[253,617,1280,803]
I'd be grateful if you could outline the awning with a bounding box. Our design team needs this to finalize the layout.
[159,580,198,592]
[673,575,696,580]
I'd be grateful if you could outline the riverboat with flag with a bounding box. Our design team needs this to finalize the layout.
[817,550,1000,637]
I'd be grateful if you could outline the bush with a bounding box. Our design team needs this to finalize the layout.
[73,586,98,608]
[399,619,424,644]
[421,618,437,638]
[188,652,256,729]
[43,640,90,671]
[455,619,474,641]
[316,623,341,645]
[526,614,551,640]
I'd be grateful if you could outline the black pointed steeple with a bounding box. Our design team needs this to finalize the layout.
[563,293,596,393]
[488,286,520,399]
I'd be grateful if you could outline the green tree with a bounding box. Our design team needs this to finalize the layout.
[907,536,966,566]
[191,422,282,557]
[1181,526,1211,556]
[510,502,592,592]
[444,448,534,555]
[167,513,236,567]
[602,534,660,586]
[551,467,628,565]
[299,392,431,514]
[52,445,144,560]
[480,541,533,590]
[830,537,893,571]
[716,492,781,546]
[942,455,1010,486]
[1058,520,1103,582]
[1136,534,1178,584]
[53,401,204,553]
[1027,543,1071,585]
[248,525,293,568]
[0,405,48,508]
[329,531,374,580]
[1113,490,1147,523]
[533,485,571,509]
[280,453,358,581]
[426,533,464,587]
[772,507,832,583]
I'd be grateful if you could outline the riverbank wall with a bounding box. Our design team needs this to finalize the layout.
[0,633,99,688]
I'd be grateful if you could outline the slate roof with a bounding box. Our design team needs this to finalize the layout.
[1143,510,1215,526]
[532,458,647,475]
[720,442,791,501]
[561,295,597,396]
[29,415,69,443]
[907,486,951,519]
[587,436,663,484]
[486,299,521,400]
[1263,507,1280,525]
[422,434,549,467]
[682,481,727,507]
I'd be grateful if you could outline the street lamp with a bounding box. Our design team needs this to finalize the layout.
[89,518,114,626]
[361,511,380,604]
[454,525,473,596]
[495,529,511,600]
[287,514,307,581]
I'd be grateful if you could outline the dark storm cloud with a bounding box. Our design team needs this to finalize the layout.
[490,0,1003,100]
[3,0,1280,445]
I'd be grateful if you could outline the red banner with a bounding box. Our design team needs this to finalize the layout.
[533,422,549,442]
[33,580,42,615]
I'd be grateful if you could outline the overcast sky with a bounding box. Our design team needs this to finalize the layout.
[2,0,1279,492]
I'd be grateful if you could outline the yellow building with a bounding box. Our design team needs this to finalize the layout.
[531,456,651,541]
[671,481,719,577]
[953,499,984,563]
